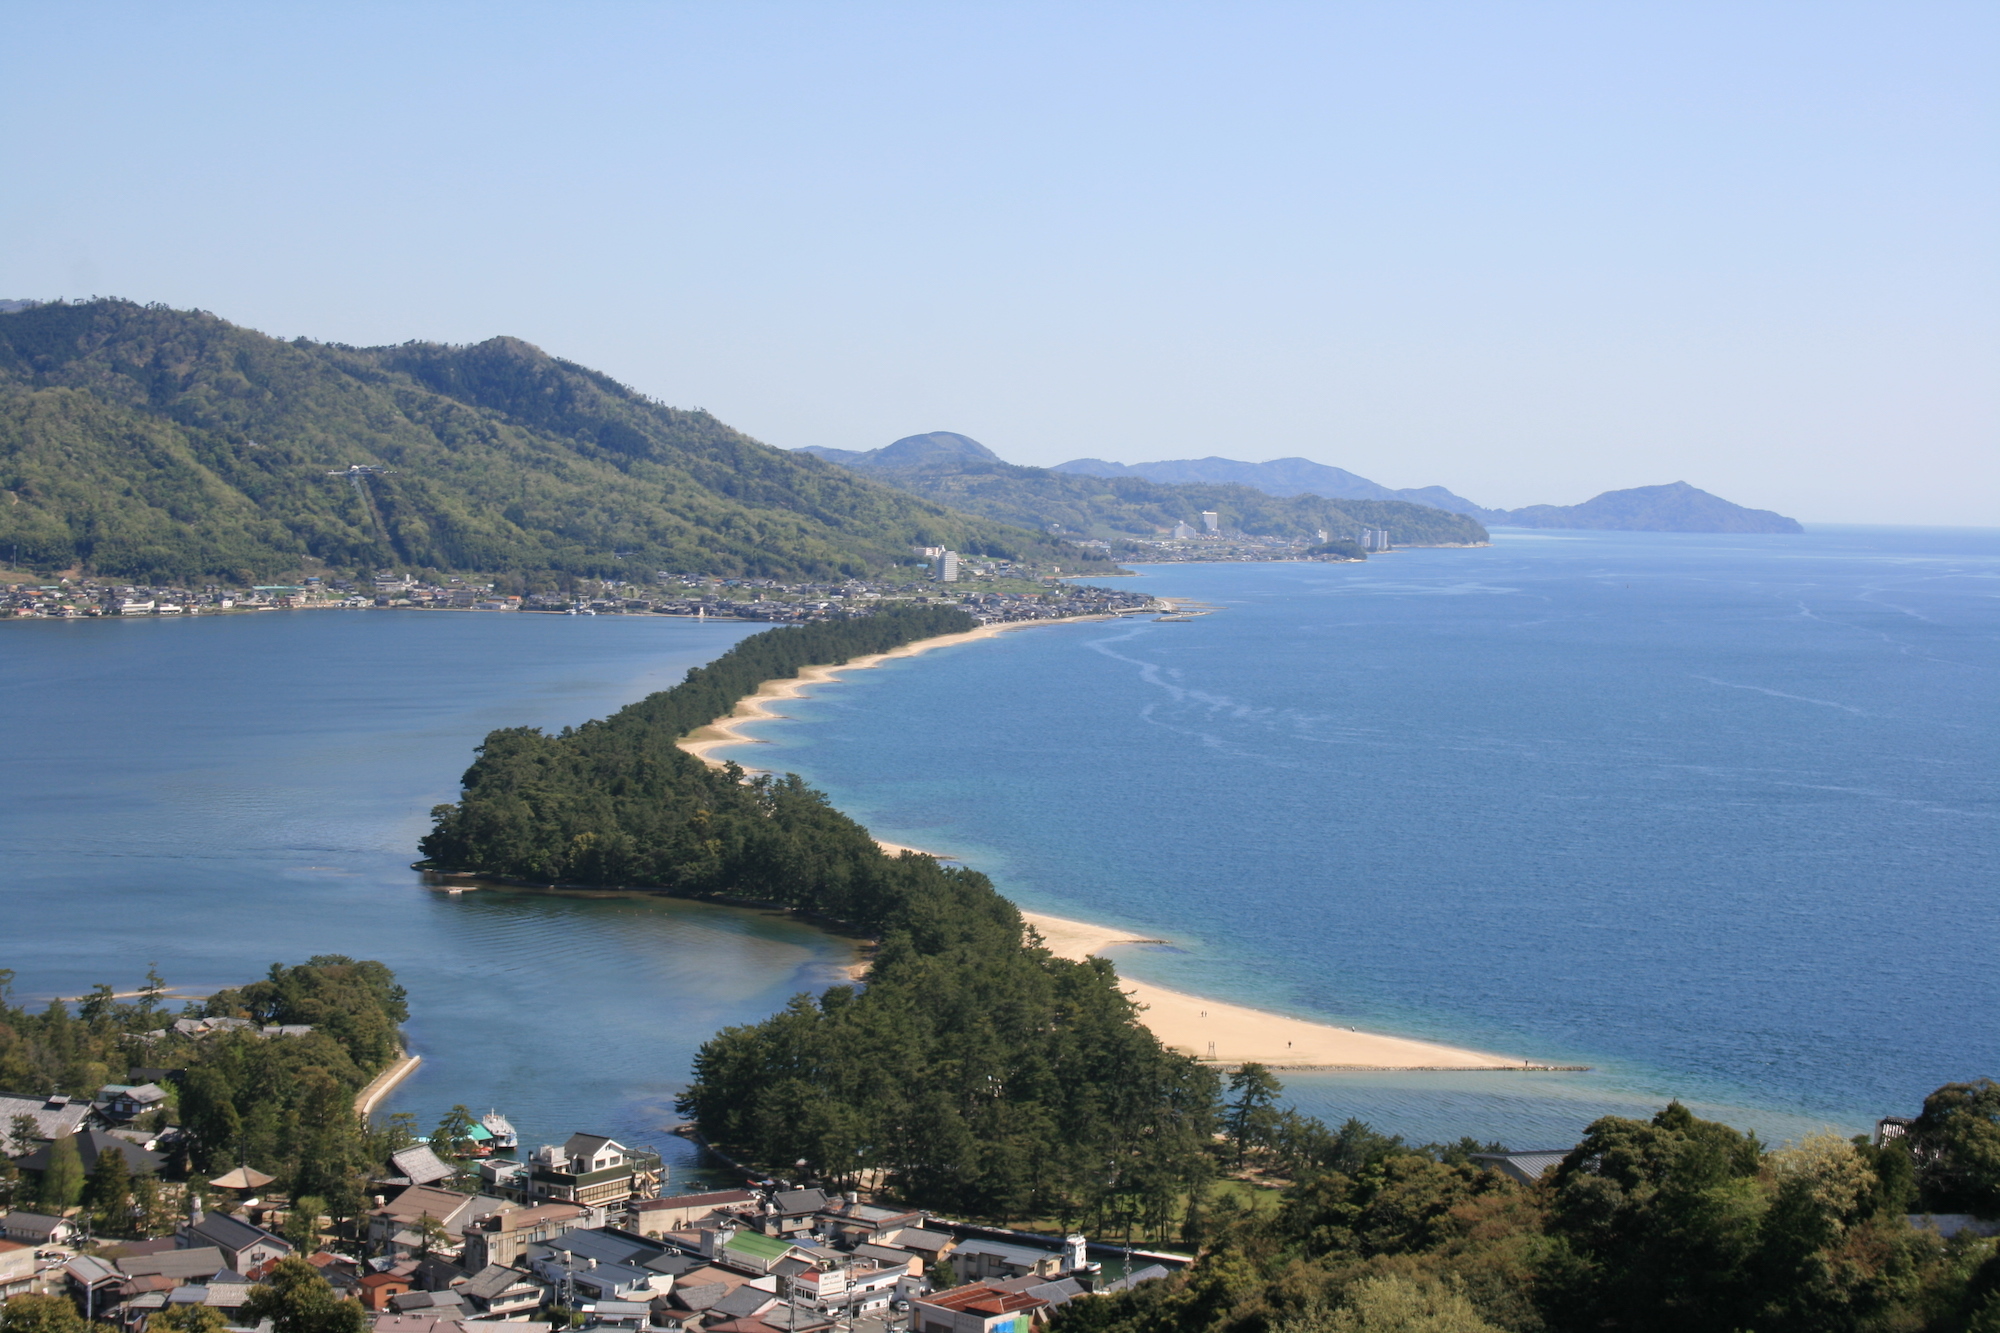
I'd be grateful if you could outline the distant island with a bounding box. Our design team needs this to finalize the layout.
[1489,481,1805,533]
[1047,452,1804,533]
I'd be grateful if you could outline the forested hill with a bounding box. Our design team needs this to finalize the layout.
[1494,481,1804,533]
[799,433,1489,547]
[0,300,1113,583]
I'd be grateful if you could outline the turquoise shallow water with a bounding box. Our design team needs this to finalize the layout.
[713,528,2000,1148]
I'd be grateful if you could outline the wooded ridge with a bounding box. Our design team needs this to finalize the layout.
[0,300,1116,584]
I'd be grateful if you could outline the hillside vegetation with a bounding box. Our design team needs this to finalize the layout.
[419,606,1220,1220]
[803,433,1489,547]
[0,301,1113,583]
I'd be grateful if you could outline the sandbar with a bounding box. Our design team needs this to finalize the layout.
[679,618,1101,771]
[677,619,1539,1072]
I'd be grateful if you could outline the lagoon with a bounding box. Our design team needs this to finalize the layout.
[0,609,850,1185]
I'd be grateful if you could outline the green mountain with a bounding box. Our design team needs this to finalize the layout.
[797,433,1490,546]
[0,301,1114,584]
[1496,481,1803,533]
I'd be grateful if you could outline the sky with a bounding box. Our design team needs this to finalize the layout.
[3,2,1993,523]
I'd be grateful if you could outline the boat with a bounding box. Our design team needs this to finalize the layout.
[480,1110,519,1150]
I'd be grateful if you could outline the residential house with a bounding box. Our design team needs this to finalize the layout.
[706,1284,782,1324]
[986,1275,1087,1312]
[0,1240,37,1298]
[947,1240,1065,1285]
[178,1210,292,1274]
[850,1244,925,1280]
[710,1307,835,1333]
[409,1255,469,1292]
[386,1145,458,1188]
[589,1299,654,1329]
[527,1227,685,1303]
[459,1201,601,1271]
[303,1251,361,1297]
[813,1199,923,1249]
[457,1263,545,1318]
[0,1091,94,1142]
[1,1212,77,1246]
[120,1248,226,1284]
[633,1189,758,1238]
[371,1314,473,1333]
[711,1229,806,1278]
[525,1134,663,1209]
[756,1189,827,1239]
[785,1259,904,1315]
[358,1272,415,1312]
[912,1283,1051,1333]
[840,1263,912,1315]
[17,1128,167,1181]
[388,1290,467,1316]
[367,1186,509,1257]
[95,1084,170,1123]
[889,1227,956,1265]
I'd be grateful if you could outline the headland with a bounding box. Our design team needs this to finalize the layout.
[680,620,1547,1073]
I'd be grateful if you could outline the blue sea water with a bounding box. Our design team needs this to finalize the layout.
[715,528,2000,1148]
[1,527,1993,1162]
[0,610,860,1184]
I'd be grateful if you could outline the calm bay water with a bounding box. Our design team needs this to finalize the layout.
[3,526,1994,1162]
[718,528,2000,1147]
[0,610,854,1186]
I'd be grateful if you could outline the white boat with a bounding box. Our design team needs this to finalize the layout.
[480,1110,519,1150]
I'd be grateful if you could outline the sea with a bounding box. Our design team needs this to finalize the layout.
[1,525,1994,1180]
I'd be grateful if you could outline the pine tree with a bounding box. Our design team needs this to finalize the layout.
[1223,1062,1282,1170]
[37,1134,84,1211]
[83,1143,132,1234]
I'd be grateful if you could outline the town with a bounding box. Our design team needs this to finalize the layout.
[0,1080,1176,1333]
[0,557,1163,625]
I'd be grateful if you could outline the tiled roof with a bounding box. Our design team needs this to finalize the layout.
[638,1190,758,1212]
[771,1189,827,1215]
[920,1284,1050,1316]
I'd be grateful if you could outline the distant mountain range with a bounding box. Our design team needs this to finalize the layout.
[0,302,1113,583]
[797,434,1490,547]
[1030,452,1800,534]
[1054,454,1493,518]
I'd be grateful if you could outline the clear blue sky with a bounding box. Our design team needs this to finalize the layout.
[4,2,1992,523]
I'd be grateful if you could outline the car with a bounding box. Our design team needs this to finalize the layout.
[35,1250,66,1261]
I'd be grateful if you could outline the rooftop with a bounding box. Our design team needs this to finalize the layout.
[920,1283,1051,1317]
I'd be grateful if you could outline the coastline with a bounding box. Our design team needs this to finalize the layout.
[678,618,1554,1073]
[679,617,1112,770]
[1021,909,1533,1071]
[355,1048,422,1118]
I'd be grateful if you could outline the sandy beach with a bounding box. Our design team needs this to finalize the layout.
[1018,910,1528,1070]
[679,618,1088,771]
[679,618,1537,1072]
